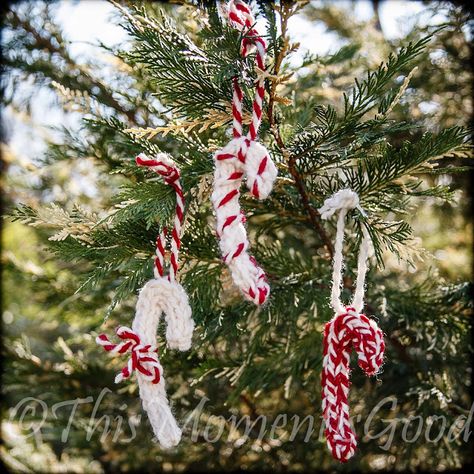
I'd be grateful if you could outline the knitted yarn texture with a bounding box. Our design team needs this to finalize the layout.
[211,0,278,305]
[96,153,194,448]
[319,189,385,462]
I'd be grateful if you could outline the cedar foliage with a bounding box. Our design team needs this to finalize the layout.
[2,1,472,472]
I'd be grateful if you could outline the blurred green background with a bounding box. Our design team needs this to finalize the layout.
[1,0,472,472]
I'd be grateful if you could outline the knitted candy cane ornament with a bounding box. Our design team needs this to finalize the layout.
[96,153,194,448]
[319,189,385,462]
[211,0,278,305]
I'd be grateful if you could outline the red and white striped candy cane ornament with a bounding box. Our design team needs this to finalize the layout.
[211,0,278,305]
[319,189,385,462]
[96,152,194,448]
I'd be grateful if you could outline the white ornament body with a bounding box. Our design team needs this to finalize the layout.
[212,137,277,304]
[132,277,194,448]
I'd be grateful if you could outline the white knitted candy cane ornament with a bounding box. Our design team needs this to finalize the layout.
[319,189,385,462]
[211,0,278,305]
[97,153,194,448]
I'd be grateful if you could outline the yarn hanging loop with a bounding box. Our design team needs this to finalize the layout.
[96,152,194,448]
[136,152,184,282]
[211,0,277,306]
[319,189,385,462]
[319,188,369,315]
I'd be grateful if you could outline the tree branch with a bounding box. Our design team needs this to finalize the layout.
[266,1,334,258]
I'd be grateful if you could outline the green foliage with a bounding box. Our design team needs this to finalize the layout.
[2,1,472,472]
[121,5,237,119]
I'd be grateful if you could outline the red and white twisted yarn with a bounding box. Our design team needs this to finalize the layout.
[211,0,278,305]
[319,189,385,462]
[96,326,161,384]
[96,153,194,448]
[136,153,184,281]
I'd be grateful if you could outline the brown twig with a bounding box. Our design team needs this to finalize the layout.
[266,1,334,258]
[286,154,335,258]
[239,393,259,419]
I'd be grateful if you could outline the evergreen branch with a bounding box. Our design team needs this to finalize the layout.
[290,34,434,161]
[265,1,334,258]
[120,4,229,119]
[108,181,176,229]
[5,9,138,123]
[346,126,471,197]
[123,103,253,138]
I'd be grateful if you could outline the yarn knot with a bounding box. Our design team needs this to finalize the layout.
[228,0,267,57]
[136,153,180,185]
[96,326,161,384]
[236,137,276,199]
[319,189,364,220]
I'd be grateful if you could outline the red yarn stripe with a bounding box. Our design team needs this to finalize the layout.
[219,189,239,208]
[258,288,266,305]
[237,148,246,163]
[235,2,250,13]
[229,11,244,25]
[156,235,165,255]
[228,171,244,180]
[248,123,256,141]
[232,106,242,124]
[258,156,268,175]
[222,215,238,231]
[233,79,243,100]
[216,153,236,161]
[232,242,245,259]
[252,181,259,198]
[170,253,178,276]
[154,257,163,277]
[172,228,180,249]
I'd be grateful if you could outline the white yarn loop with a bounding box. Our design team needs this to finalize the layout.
[132,277,195,448]
[137,152,176,172]
[320,189,385,462]
[319,189,371,314]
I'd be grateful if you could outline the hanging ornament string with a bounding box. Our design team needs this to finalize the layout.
[211,0,278,306]
[135,153,184,282]
[318,189,385,463]
[96,152,194,449]
[228,0,266,140]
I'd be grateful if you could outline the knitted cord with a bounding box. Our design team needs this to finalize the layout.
[319,189,385,462]
[211,0,278,305]
[96,153,194,448]
[96,279,194,448]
